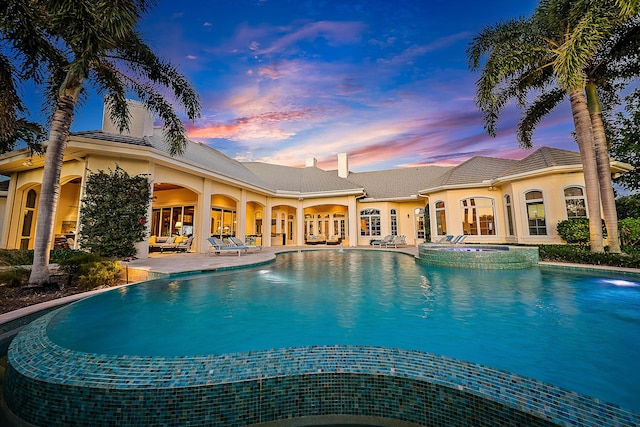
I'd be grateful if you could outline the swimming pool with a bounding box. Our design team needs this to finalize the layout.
[5,250,640,426]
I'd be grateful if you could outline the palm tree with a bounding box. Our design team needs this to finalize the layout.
[2,0,201,285]
[468,0,639,253]
[502,14,640,254]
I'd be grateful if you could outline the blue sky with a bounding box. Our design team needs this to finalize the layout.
[69,0,583,171]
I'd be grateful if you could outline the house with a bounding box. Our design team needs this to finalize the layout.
[0,102,632,257]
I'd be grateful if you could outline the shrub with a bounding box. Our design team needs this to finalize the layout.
[619,217,640,248]
[0,249,33,266]
[57,252,104,282]
[0,267,30,287]
[556,218,591,244]
[79,166,151,258]
[539,244,640,268]
[77,261,123,290]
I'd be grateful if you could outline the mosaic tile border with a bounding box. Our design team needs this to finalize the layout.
[4,311,638,427]
[418,244,539,269]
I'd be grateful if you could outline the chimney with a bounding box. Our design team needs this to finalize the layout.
[102,99,154,138]
[338,153,349,178]
[305,157,318,168]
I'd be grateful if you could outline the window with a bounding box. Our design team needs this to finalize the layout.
[525,191,547,235]
[564,186,587,218]
[151,206,195,237]
[211,206,235,237]
[435,201,447,236]
[333,212,346,238]
[305,213,314,236]
[390,209,398,236]
[460,197,495,235]
[318,213,330,236]
[414,207,425,239]
[504,195,515,236]
[360,208,381,236]
[20,189,37,249]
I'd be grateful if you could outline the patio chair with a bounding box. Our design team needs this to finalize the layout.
[371,235,393,247]
[384,235,407,248]
[229,236,261,252]
[305,234,326,245]
[434,235,454,243]
[207,237,245,256]
[175,236,194,252]
[452,235,467,244]
[150,236,177,253]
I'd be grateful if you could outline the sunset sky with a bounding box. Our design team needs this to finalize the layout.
[43,0,587,171]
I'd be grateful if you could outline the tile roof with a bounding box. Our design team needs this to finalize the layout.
[424,156,518,189]
[497,146,583,178]
[69,130,586,199]
[244,162,364,194]
[73,131,151,147]
[72,129,272,190]
[345,166,452,200]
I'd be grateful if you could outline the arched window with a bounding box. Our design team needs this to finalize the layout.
[435,201,447,236]
[504,195,515,236]
[20,189,37,250]
[390,209,398,236]
[460,197,496,235]
[525,191,547,235]
[564,186,587,218]
[360,209,381,236]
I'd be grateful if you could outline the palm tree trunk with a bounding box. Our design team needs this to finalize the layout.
[586,83,621,253]
[27,95,76,285]
[568,89,604,253]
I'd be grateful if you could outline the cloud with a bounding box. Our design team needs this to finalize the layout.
[187,110,314,141]
[258,21,366,55]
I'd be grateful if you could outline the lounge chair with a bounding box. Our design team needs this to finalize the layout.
[150,236,177,253]
[452,235,467,244]
[434,235,454,243]
[384,235,407,248]
[371,235,393,247]
[207,237,245,256]
[229,236,261,252]
[175,236,194,252]
[305,234,326,245]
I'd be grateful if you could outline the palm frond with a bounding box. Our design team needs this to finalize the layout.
[517,88,566,148]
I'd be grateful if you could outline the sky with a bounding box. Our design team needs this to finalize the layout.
[62,0,584,171]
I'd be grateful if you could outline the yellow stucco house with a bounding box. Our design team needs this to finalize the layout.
[0,102,632,257]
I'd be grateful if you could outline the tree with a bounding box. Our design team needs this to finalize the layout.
[79,166,151,258]
[1,0,201,284]
[468,0,639,253]
[611,89,640,192]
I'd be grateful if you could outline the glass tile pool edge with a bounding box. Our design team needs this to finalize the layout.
[4,310,639,427]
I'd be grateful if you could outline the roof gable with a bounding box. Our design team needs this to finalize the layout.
[498,147,582,178]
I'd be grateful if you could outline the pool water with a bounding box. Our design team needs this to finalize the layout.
[47,250,640,413]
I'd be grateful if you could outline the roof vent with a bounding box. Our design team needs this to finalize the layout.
[305,157,318,168]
